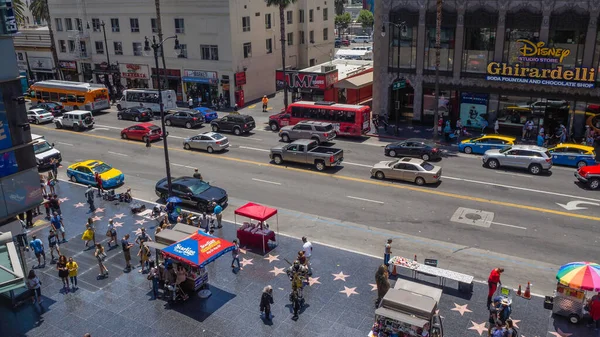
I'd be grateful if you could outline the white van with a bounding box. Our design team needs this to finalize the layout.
[31,134,62,169]
[351,35,372,43]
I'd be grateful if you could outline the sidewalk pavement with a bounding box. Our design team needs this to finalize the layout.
[0,181,590,337]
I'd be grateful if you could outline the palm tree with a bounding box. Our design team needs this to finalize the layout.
[29,0,62,79]
[265,0,297,109]
[12,0,26,26]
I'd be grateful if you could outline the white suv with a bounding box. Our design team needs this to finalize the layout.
[54,110,94,131]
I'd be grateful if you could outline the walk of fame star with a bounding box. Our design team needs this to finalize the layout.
[450,303,472,316]
[332,271,349,281]
[113,213,126,219]
[308,277,321,286]
[59,197,69,202]
[467,321,487,336]
[269,267,286,276]
[511,319,520,328]
[239,247,248,254]
[240,258,253,267]
[339,286,358,297]
[113,221,123,228]
[94,207,105,213]
[369,283,378,291]
[133,228,143,236]
[264,254,279,263]
[74,202,85,208]
[135,219,147,225]
[91,215,102,222]
[549,328,573,337]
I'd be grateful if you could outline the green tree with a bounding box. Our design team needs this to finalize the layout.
[265,0,297,109]
[12,0,26,25]
[334,0,347,16]
[357,9,374,30]
[335,13,352,38]
[29,0,62,79]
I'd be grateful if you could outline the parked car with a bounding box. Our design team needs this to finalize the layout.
[117,107,153,122]
[155,176,228,212]
[371,157,442,186]
[121,122,162,142]
[458,135,516,155]
[385,138,442,161]
[548,143,597,168]
[193,107,219,123]
[270,139,344,171]
[54,110,94,131]
[575,164,600,190]
[30,102,65,116]
[482,145,552,175]
[351,35,372,43]
[165,108,204,128]
[183,132,229,153]
[66,160,124,188]
[32,134,61,169]
[279,121,336,144]
[28,108,54,124]
[210,114,255,135]
[334,38,350,47]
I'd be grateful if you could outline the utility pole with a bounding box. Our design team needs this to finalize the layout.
[432,0,443,140]
[154,0,168,89]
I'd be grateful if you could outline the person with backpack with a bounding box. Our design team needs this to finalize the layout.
[504,318,518,337]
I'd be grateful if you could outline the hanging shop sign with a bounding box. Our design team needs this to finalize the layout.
[486,39,595,88]
[59,60,77,70]
[120,63,149,79]
[275,70,339,90]
[235,72,246,86]
[29,57,53,71]
[182,69,218,84]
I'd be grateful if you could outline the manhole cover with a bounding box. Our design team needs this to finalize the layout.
[450,207,494,228]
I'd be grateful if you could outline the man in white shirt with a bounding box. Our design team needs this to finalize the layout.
[302,236,313,275]
[188,97,194,109]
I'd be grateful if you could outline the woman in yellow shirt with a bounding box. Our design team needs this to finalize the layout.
[66,257,78,290]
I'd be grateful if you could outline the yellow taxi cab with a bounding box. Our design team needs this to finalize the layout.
[548,143,598,168]
[458,135,516,155]
[66,160,125,188]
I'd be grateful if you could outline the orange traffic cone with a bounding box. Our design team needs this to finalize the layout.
[523,282,531,299]
[391,264,398,276]
[516,284,522,297]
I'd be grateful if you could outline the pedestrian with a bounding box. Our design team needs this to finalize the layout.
[94,172,104,197]
[135,227,152,247]
[487,267,504,307]
[193,168,203,180]
[50,211,67,242]
[481,118,489,133]
[26,269,42,306]
[83,217,96,248]
[262,95,269,112]
[40,174,47,195]
[260,285,274,320]
[148,260,160,299]
[302,236,313,275]
[375,264,391,307]
[498,298,511,324]
[85,185,95,212]
[43,195,51,219]
[200,212,208,230]
[505,318,518,337]
[384,238,392,267]
[197,96,202,107]
[121,233,134,271]
[29,235,46,267]
[488,297,501,334]
[494,119,499,134]
[231,239,240,269]
[587,293,600,329]
[106,219,117,248]
[437,117,443,135]
[188,97,194,109]
[213,202,222,228]
[138,243,151,273]
[490,320,506,337]
[56,255,70,291]
[47,229,61,261]
[559,123,567,143]
[50,194,61,215]
[95,243,109,278]
[67,257,78,290]
[47,172,56,195]
[50,157,59,182]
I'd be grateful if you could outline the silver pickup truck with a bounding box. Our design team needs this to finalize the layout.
[270,139,344,171]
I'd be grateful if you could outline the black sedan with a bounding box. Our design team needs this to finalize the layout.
[384,138,442,161]
[117,107,153,122]
[31,102,65,116]
[165,108,204,128]
[155,176,228,212]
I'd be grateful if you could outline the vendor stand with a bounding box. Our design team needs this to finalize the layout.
[234,202,278,254]
[551,261,600,324]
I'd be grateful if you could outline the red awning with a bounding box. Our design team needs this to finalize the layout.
[234,202,277,222]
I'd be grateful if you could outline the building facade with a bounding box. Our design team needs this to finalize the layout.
[47,0,335,106]
[14,27,56,82]
[374,0,600,138]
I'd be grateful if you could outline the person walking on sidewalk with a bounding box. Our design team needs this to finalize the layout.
[29,235,46,267]
[375,264,390,308]
[494,119,499,134]
[50,211,67,242]
[83,217,97,248]
[26,269,42,306]
[57,255,70,291]
[505,318,518,337]
[85,185,95,212]
[231,239,240,269]
[260,285,274,320]
[121,234,134,271]
[106,219,118,248]
[47,172,56,195]
[587,293,600,329]
[50,158,59,182]
[47,229,61,261]
[66,257,78,290]
[148,260,160,299]
[384,238,392,267]
[188,97,194,109]
[487,267,504,306]
[302,236,313,275]
[212,202,223,228]
[50,194,61,215]
[94,172,104,197]
[262,95,269,112]
[95,243,109,278]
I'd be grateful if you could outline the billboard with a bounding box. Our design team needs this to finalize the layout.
[460,92,489,129]
[0,87,17,178]
[276,70,338,90]
[0,167,43,218]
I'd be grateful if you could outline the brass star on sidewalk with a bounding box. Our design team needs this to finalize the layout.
[450,303,472,316]
[59,197,69,202]
[91,215,102,222]
[264,254,279,263]
[133,228,143,236]
[113,221,123,228]
[511,319,520,328]
[269,266,286,276]
[74,202,85,208]
[135,219,147,225]
[94,207,104,213]
[369,283,378,291]
[549,328,573,337]
[467,321,487,336]
[240,258,253,267]
[339,286,358,297]
[308,277,321,286]
[332,271,349,281]
[113,213,126,219]
[239,247,249,254]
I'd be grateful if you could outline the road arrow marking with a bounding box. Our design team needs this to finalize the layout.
[556,201,600,211]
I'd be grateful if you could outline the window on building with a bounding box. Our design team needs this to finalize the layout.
[388,12,419,69]
[309,30,314,43]
[111,18,120,32]
[151,18,158,33]
[175,18,185,34]
[95,41,104,54]
[462,11,497,73]
[503,10,542,68]
[68,40,76,52]
[309,9,314,22]
[323,28,328,41]
[287,10,293,24]
[200,44,219,60]
[133,42,143,56]
[242,16,251,32]
[424,11,457,71]
[266,38,273,53]
[323,8,328,21]
[65,18,73,31]
[178,44,187,58]
[55,18,63,31]
[299,10,305,23]
[310,58,316,66]
[76,18,83,31]
[547,11,587,69]
[265,13,272,29]
[300,30,305,44]
[130,18,140,33]
[92,18,101,32]
[287,32,293,45]
[59,40,66,53]
[243,42,252,58]
[114,41,123,55]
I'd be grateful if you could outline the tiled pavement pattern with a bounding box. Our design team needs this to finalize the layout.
[0,181,594,337]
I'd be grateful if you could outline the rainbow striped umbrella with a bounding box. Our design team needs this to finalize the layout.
[556,262,600,291]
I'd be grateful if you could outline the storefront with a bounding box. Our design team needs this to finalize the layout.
[93,62,120,98]
[120,63,150,89]
[182,69,219,104]
[152,68,183,102]
[276,69,339,102]
[234,72,246,107]
[28,56,55,81]
[58,60,78,81]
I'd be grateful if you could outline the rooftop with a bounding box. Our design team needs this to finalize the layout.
[300,59,372,81]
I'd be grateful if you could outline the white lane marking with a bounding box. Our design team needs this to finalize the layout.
[344,161,373,168]
[495,171,535,178]
[239,146,270,152]
[107,151,128,157]
[168,135,185,139]
[172,163,196,169]
[57,142,73,146]
[252,178,281,185]
[443,176,600,203]
[95,124,123,130]
[244,137,263,141]
[90,128,110,131]
[491,221,527,230]
[347,195,385,204]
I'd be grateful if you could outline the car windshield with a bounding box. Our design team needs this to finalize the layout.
[92,163,112,174]
[421,162,435,171]
[187,180,210,194]
[33,141,52,154]
[211,133,225,140]
[499,147,513,153]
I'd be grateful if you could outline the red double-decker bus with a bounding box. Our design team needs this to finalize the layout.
[268,101,371,136]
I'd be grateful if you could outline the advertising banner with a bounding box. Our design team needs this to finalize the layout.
[162,230,235,268]
[0,88,17,178]
[460,92,489,129]
[1,167,43,217]
[276,70,336,90]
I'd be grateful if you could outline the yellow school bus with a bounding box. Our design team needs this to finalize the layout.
[29,80,110,112]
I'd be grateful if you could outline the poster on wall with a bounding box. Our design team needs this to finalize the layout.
[0,87,17,178]
[1,167,44,217]
[460,92,489,129]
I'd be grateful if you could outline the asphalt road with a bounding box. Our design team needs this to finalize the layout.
[31,109,600,293]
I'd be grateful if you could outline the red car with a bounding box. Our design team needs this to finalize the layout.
[121,123,162,142]
[575,164,600,190]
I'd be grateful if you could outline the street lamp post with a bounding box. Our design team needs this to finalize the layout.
[381,21,407,136]
[144,35,180,196]
[99,21,114,99]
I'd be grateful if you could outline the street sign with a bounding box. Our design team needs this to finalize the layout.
[392,79,406,91]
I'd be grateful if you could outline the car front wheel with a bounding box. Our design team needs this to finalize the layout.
[589,178,600,190]
[69,175,77,183]
[281,134,290,142]
[388,150,397,157]
[273,155,283,165]
[165,119,172,126]
[464,146,473,154]
[121,133,128,139]
[233,127,241,135]
[185,122,192,129]
[415,177,426,186]
[211,125,219,132]
[422,153,430,161]
[375,171,385,180]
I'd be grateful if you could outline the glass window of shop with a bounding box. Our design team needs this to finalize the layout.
[388,11,419,69]
[591,21,600,83]
[547,10,588,69]
[503,10,542,66]
[462,10,497,73]
[424,10,457,71]
[495,95,570,139]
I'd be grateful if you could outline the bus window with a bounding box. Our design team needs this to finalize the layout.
[36,91,42,99]
[346,111,355,122]
[67,95,76,103]
[77,96,85,103]
[41,91,50,100]
[292,106,303,118]
[50,92,60,101]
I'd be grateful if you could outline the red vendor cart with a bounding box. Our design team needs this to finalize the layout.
[234,202,278,254]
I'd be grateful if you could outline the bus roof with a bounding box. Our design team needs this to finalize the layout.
[291,101,370,110]
[31,80,106,93]
[123,88,175,93]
